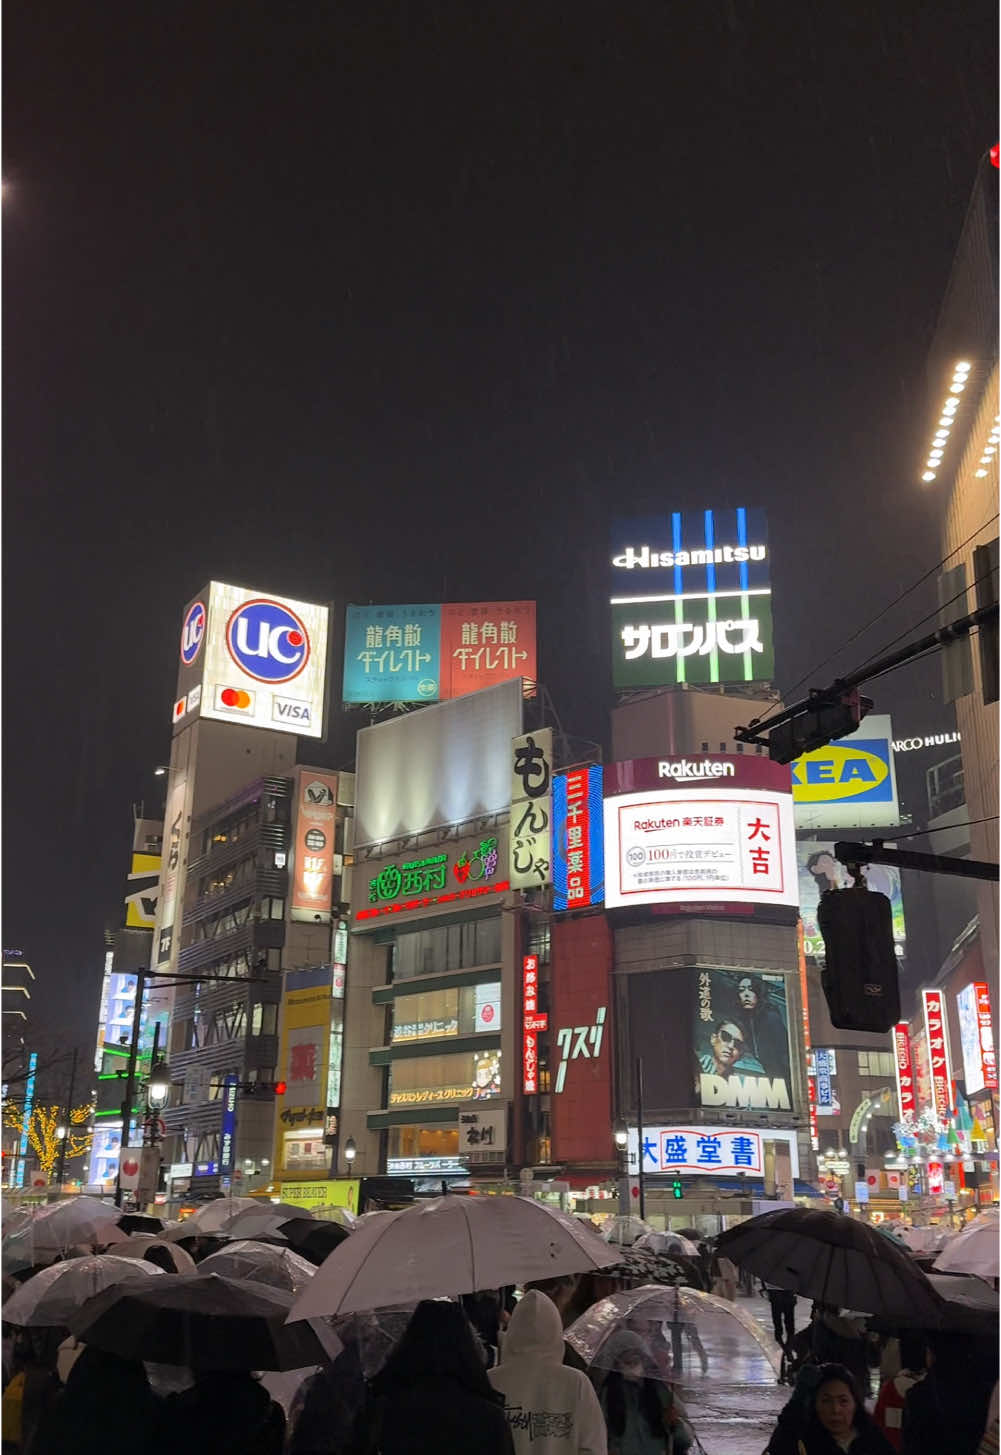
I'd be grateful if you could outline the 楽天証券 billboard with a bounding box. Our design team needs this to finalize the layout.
[342,601,536,704]
[603,754,797,909]
[610,508,773,689]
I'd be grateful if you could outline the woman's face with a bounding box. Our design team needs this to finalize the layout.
[816,1380,855,1438]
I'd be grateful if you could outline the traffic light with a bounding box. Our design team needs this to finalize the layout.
[672,1176,683,1200]
[274,1081,287,1095]
[818,885,899,1033]
[767,690,872,765]
[239,1080,287,1096]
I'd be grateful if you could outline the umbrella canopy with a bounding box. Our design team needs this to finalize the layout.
[716,1207,944,1323]
[278,1218,352,1267]
[219,1201,303,1233]
[70,1272,336,1371]
[199,1240,317,1294]
[603,1215,654,1247]
[567,1283,781,1383]
[634,1231,700,1257]
[933,1209,999,1278]
[2,1197,123,1269]
[2,1254,163,1327]
[289,1195,619,1319]
[174,1197,263,1235]
[867,1272,999,1337]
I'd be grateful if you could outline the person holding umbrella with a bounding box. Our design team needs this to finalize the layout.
[32,1346,161,1455]
[597,1330,692,1455]
[766,1363,894,1455]
[489,1289,606,1454]
[157,1368,286,1455]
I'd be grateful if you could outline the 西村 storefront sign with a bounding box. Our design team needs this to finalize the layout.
[356,831,508,923]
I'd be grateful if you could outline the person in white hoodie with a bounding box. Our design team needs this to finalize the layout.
[489,1289,607,1455]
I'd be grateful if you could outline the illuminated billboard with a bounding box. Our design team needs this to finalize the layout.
[173,582,330,739]
[693,968,793,1112]
[342,601,536,704]
[355,827,509,926]
[603,755,797,909]
[290,769,338,924]
[791,715,900,829]
[610,507,773,689]
[552,766,605,911]
[622,965,801,1117]
[797,841,906,961]
[956,982,997,1098]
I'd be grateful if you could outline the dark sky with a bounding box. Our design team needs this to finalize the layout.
[4,2,996,1047]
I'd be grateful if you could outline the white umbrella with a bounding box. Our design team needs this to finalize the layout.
[2,1254,162,1327]
[603,1215,654,1247]
[2,1197,123,1268]
[168,1197,262,1236]
[933,1209,999,1278]
[199,1240,317,1294]
[634,1230,700,1257]
[219,1205,300,1238]
[289,1195,620,1319]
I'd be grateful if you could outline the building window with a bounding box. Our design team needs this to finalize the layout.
[250,1003,278,1037]
[386,1125,461,1166]
[527,923,551,966]
[281,1129,327,1172]
[391,982,502,1043]
[388,1048,502,1106]
[393,915,502,981]
[858,1051,895,1077]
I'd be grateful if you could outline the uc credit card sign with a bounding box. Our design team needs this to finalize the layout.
[791,715,899,829]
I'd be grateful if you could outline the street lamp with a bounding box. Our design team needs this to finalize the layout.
[613,1121,628,1151]
[343,1136,357,1171]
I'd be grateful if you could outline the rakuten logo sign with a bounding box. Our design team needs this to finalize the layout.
[657,758,735,781]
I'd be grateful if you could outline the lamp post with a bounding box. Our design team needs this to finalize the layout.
[55,1045,79,1192]
[343,1136,357,1174]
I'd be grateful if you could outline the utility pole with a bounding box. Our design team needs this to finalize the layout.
[115,970,146,1209]
[55,1045,78,1191]
[636,1057,646,1221]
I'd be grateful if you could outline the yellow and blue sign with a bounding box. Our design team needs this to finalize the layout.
[791,715,899,829]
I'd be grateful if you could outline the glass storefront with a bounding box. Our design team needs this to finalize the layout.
[391,981,501,1043]
[389,1048,502,1106]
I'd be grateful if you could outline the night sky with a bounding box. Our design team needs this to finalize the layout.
[4,3,996,1050]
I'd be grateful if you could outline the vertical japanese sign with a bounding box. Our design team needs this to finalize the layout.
[522,955,547,1094]
[922,990,953,1120]
[290,769,338,922]
[342,604,442,703]
[156,770,188,965]
[893,1023,916,1120]
[552,766,605,911]
[510,728,553,890]
[219,1074,239,1178]
[798,922,819,1151]
[976,983,998,1091]
[15,1052,37,1188]
[440,601,537,698]
[814,1049,834,1109]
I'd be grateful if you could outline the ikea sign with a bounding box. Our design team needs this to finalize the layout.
[791,715,899,830]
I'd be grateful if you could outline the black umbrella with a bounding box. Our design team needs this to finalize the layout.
[716,1207,943,1323]
[117,1214,165,1236]
[868,1273,998,1337]
[278,1218,351,1267]
[69,1272,333,1370]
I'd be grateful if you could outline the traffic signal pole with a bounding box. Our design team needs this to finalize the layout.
[834,841,999,882]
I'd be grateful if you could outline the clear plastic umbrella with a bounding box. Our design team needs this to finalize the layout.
[603,1215,654,1247]
[567,1283,781,1388]
[199,1240,318,1294]
[2,1254,163,1326]
[933,1209,999,1278]
[219,1202,303,1234]
[2,1197,123,1270]
[633,1231,700,1257]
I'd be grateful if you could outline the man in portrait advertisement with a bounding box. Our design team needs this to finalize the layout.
[698,1019,763,1078]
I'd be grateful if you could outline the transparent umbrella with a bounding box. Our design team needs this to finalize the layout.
[2,1197,123,1271]
[175,1197,263,1235]
[634,1231,700,1257]
[2,1254,163,1327]
[199,1240,318,1294]
[933,1209,999,1279]
[603,1215,654,1247]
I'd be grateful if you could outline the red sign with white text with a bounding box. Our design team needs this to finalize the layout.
[975,982,998,1091]
[550,917,615,1166]
[523,955,540,1094]
[927,1159,944,1197]
[893,1022,916,1121]
[440,602,537,700]
[922,989,953,1120]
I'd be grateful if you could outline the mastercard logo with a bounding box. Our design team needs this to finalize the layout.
[215,685,256,713]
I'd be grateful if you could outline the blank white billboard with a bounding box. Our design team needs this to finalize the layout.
[354,678,524,847]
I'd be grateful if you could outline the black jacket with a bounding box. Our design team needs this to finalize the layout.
[158,1374,285,1455]
[364,1373,514,1455]
[769,1414,895,1455]
[901,1368,995,1455]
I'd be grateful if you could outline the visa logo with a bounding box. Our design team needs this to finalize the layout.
[790,741,892,804]
[273,696,312,724]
